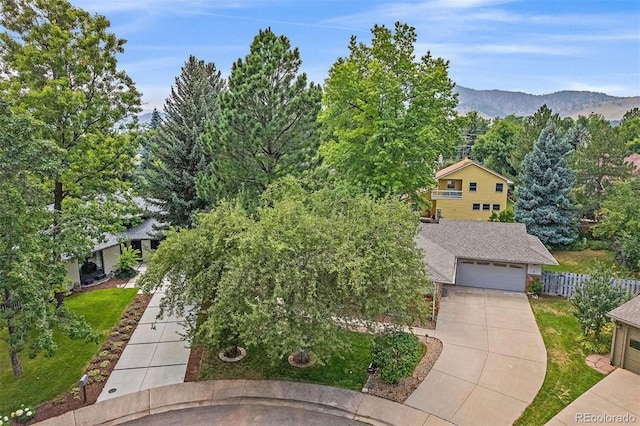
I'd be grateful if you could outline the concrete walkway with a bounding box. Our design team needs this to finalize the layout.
[547,368,640,426]
[98,267,190,402]
[405,286,547,425]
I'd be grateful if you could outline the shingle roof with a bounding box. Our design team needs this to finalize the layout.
[435,158,514,184]
[92,218,163,252]
[625,153,640,174]
[608,295,640,328]
[418,220,558,266]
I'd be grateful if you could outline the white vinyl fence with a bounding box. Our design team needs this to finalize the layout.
[541,271,640,298]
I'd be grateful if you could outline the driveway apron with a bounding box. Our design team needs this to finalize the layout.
[406,286,547,425]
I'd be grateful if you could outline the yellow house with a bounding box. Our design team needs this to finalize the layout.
[428,158,512,221]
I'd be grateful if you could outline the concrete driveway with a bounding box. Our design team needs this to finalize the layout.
[547,368,640,425]
[406,286,547,425]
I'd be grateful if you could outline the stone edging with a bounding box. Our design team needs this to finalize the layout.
[35,380,445,426]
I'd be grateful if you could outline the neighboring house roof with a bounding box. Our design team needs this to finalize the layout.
[435,158,514,184]
[625,153,640,174]
[608,295,640,328]
[92,217,163,253]
[416,220,558,283]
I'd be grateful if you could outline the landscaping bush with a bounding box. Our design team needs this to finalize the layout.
[371,331,422,384]
[572,264,630,341]
[115,244,141,279]
[529,279,543,296]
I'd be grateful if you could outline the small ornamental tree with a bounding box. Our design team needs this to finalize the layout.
[515,123,578,246]
[572,264,630,340]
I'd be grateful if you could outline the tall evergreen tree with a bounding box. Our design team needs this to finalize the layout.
[515,123,578,246]
[144,55,225,227]
[508,105,562,179]
[149,107,162,130]
[200,28,322,206]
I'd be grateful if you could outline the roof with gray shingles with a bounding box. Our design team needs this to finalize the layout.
[93,218,163,252]
[608,295,640,328]
[416,220,557,283]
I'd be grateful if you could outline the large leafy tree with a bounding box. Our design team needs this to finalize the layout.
[200,29,322,208]
[594,176,640,271]
[144,55,225,227]
[0,0,142,270]
[0,100,94,377]
[472,115,522,179]
[618,108,640,154]
[455,111,490,160]
[320,22,459,198]
[515,123,578,246]
[570,114,632,219]
[140,179,431,363]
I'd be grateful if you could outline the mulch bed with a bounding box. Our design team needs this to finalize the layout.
[30,283,151,424]
[366,336,443,402]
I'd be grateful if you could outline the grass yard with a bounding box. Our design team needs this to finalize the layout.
[544,249,616,274]
[199,329,373,391]
[515,297,605,426]
[0,288,138,414]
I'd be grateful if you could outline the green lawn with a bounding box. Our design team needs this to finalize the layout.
[544,249,617,274]
[199,329,373,391]
[515,298,605,425]
[0,288,138,414]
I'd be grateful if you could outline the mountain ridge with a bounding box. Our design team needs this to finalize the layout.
[454,86,639,121]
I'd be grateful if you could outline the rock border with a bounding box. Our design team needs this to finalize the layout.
[218,347,247,363]
[287,351,317,368]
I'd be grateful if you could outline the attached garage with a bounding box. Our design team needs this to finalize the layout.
[416,220,558,292]
[455,259,527,292]
[608,296,640,375]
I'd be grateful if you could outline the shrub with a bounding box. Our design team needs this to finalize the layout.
[10,404,35,424]
[572,264,630,341]
[115,243,141,279]
[529,279,543,296]
[371,331,422,384]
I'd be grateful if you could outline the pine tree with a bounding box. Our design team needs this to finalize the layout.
[144,55,225,227]
[515,123,578,246]
[149,108,162,130]
[200,28,322,206]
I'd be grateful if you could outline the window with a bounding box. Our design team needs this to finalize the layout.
[482,204,490,211]
[469,182,477,192]
[496,183,504,193]
[631,339,640,351]
[472,203,480,210]
[447,180,455,189]
[492,204,500,211]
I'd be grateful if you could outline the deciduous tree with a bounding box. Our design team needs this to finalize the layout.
[515,123,578,246]
[320,22,459,198]
[594,176,640,271]
[141,179,431,363]
[570,114,632,219]
[472,115,522,179]
[0,0,142,273]
[0,100,94,377]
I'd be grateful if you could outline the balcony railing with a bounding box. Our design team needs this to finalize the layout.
[431,190,462,199]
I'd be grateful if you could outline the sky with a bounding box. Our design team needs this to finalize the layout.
[74,0,640,113]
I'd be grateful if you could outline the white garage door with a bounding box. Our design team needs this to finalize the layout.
[456,259,527,292]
